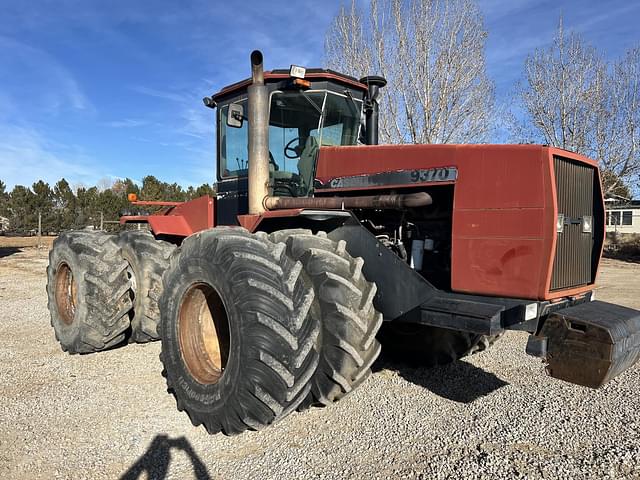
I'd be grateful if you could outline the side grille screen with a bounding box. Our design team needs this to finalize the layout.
[551,157,596,290]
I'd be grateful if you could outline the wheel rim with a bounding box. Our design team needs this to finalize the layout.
[55,262,77,325]
[178,283,231,385]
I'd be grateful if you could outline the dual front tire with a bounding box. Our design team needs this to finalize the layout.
[159,228,384,434]
[159,228,321,434]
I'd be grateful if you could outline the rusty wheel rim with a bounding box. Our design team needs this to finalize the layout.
[178,283,231,385]
[55,262,78,325]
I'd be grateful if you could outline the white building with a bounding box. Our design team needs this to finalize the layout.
[605,200,640,234]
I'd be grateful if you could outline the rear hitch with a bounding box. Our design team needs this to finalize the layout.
[527,300,640,388]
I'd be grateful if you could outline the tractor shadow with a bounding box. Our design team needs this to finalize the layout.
[373,354,508,404]
[0,247,22,258]
[120,434,211,480]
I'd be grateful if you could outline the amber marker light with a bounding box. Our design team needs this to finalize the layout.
[293,78,311,88]
[127,193,138,202]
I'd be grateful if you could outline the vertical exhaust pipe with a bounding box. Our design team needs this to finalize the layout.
[360,75,387,145]
[247,50,270,215]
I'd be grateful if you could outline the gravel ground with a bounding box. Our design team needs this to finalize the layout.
[1,248,640,480]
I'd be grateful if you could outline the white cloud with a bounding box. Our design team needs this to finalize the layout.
[0,35,92,114]
[0,124,109,189]
[180,108,214,139]
[103,118,148,128]
[130,85,189,103]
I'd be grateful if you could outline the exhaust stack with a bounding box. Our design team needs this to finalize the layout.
[245,53,419,214]
[247,50,270,215]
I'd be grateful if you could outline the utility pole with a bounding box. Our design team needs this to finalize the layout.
[100,211,104,231]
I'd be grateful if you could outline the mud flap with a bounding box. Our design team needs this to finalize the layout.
[529,300,640,388]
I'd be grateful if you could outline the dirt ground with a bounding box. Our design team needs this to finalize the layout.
[1,245,639,480]
[0,236,55,249]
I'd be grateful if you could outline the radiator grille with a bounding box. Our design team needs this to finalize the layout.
[550,157,597,291]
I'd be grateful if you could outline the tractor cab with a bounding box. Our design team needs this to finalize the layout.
[206,68,369,220]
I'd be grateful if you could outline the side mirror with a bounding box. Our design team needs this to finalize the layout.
[227,103,245,128]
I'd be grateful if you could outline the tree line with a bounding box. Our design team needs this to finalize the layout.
[0,177,215,234]
[326,1,639,197]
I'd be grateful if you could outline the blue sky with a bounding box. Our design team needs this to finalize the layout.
[1,0,639,189]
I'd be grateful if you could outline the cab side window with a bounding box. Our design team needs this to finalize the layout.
[219,100,248,178]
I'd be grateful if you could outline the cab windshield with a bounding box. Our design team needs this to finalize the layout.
[218,89,362,197]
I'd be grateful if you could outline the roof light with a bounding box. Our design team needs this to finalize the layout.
[127,193,138,202]
[582,215,593,233]
[557,214,564,233]
[289,64,306,79]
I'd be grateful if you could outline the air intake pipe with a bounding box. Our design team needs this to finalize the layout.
[247,50,270,215]
[360,75,387,145]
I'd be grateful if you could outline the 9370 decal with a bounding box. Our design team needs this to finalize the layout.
[322,167,458,189]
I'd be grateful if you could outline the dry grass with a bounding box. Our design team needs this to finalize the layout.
[605,232,640,262]
[0,235,55,249]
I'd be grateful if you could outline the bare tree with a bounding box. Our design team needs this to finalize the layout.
[604,47,640,195]
[519,20,605,153]
[516,19,640,195]
[96,177,115,192]
[325,0,495,144]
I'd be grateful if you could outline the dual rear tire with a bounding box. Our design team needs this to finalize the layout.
[46,231,132,354]
[117,231,175,343]
[47,229,176,353]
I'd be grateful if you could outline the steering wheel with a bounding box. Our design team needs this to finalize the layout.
[284,137,304,159]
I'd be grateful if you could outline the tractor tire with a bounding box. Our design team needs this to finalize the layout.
[270,229,383,408]
[159,228,321,435]
[118,230,175,343]
[46,231,132,354]
[377,323,501,366]
[465,332,503,356]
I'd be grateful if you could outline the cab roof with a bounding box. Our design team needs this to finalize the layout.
[212,69,368,102]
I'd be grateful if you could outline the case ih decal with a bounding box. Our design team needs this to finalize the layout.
[321,167,458,190]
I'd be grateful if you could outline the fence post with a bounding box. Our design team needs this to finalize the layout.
[38,211,42,247]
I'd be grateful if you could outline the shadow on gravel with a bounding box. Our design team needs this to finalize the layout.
[374,355,508,403]
[604,252,640,264]
[120,434,211,480]
[0,247,22,258]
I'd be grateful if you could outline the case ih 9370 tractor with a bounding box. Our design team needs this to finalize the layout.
[47,51,640,435]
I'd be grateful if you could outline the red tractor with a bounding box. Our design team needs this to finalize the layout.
[47,51,640,435]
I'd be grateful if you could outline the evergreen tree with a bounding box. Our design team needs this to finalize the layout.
[0,180,9,218]
[8,185,36,233]
[53,178,76,232]
[32,181,55,233]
